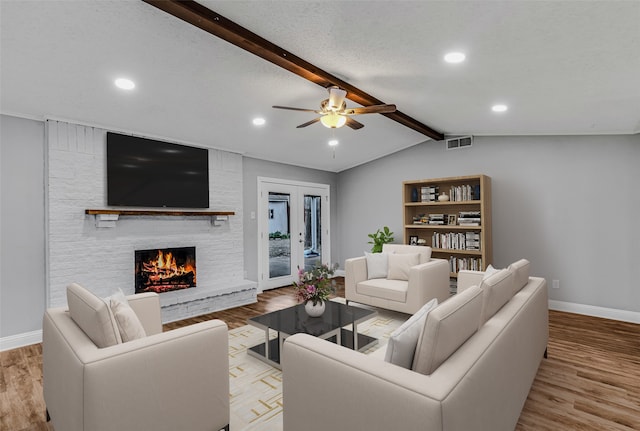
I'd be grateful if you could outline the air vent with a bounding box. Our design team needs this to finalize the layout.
[446,136,473,150]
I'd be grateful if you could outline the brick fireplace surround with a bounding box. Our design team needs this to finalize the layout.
[46,120,256,322]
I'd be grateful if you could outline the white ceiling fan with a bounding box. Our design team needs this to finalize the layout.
[273,86,397,129]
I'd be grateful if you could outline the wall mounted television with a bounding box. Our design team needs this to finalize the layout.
[106,132,209,208]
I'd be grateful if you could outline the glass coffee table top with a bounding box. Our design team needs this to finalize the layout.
[247,300,378,369]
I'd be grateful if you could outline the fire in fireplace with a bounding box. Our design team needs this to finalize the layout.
[135,247,196,294]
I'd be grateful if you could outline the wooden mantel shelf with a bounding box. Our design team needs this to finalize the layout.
[85,209,235,216]
[85,209,235,227]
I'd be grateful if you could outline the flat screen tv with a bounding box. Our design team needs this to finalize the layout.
[106,132,209,208]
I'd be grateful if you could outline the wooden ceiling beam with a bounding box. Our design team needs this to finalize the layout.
[142,0,444,141]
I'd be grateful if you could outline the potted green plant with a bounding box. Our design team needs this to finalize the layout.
[367,226,394,253]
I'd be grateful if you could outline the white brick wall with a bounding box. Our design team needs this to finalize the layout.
[46,120,255,317]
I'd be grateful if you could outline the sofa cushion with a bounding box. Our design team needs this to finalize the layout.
[356,278,408,302]
[109,289,147,342]
[383,244,431,264]
[508,259,531,294]
[387,253,420,281]
[67,283,122,348]
[365,251,390,279]
[478,269,515,325]
[412,285,483,375]
[384,298,438,369]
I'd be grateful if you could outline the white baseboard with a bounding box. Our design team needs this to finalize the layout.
[0,330,42,352]
[548,300,640,324]
[334,269,346,277]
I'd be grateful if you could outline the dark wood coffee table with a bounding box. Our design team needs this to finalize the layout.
[247,300,378,369]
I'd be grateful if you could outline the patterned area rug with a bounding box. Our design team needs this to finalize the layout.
[227,301,408,430]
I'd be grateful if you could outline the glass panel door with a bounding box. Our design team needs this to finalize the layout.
[258,179,330,291]
[268,192,291,278]
[303,194,322,271]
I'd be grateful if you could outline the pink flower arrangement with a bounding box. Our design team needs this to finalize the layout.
[293,263,338,306]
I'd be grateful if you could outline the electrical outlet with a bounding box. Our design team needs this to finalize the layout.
[552,279,560,289]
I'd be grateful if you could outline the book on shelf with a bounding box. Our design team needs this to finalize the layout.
[458,210,481,226]
[420,185,438,202]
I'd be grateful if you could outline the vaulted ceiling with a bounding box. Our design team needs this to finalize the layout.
[1,1,639,172]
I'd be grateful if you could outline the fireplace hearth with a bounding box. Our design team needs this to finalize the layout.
[135,247,196,294]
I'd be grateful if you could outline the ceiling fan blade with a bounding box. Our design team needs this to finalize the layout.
[272,105,319,113]
[344,104,397,115]
[345,117,365,130]
[296,118,321,128]
[328,86,347,110]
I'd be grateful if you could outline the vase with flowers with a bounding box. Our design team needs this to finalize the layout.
[293,262,338,317]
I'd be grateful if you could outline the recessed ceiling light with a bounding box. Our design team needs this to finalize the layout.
[252,117,266,126]
[328,139,339,147]
[444,52,466,63]
[492,104,508,112]
[115,78,135,90]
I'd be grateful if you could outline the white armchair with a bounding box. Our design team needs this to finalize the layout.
[345,244,450,314]
[43,284,230,431]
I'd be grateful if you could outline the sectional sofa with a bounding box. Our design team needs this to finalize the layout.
[282,260,548,431]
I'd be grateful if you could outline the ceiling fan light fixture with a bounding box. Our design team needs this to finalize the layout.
[320,112,347,128]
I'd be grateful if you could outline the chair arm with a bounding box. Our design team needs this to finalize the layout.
[282,334,442,431]
[345,256,367,298]
[457,270,485,292]
[126,292,163,335]
[406,258,451,309]
[44,309,229,431]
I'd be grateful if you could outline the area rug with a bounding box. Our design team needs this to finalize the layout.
[227,301,408,430]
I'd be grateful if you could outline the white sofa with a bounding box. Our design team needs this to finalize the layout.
[43,283,230,431]
[282,260,548,431]
[345,244,450,314]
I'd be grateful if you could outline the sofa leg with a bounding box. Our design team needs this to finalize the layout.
[46,408,50,422]
[544,347,548,359]
[221,425,229,431]
[345,299,350,306]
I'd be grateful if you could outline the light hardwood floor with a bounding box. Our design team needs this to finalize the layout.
[1,281,639,431]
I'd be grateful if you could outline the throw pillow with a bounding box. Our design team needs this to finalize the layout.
[67,283,122,348]
[365,252,389,279]
[478,269,515,325]
[507,259,531,293]
[108,289,147,342]
[387,253,420,281]
[384,298,438,369]
[483,264,501,279]
[413,286,484,375]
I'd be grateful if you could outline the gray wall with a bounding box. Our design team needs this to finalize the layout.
[2,112,638,340]
[0,115,46,337]
[337,134,640,313]
[242,157,338,282]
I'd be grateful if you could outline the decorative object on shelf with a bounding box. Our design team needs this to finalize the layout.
[367,226,394,253]
[447,214,457,225]
[293,263,338,317]
[438,193,450,202]
[411,187,419,202]
[409,235,418,245]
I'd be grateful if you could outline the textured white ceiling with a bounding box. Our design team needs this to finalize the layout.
[1,0,639,172]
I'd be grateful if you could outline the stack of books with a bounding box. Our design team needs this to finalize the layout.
[420,186,438,202]
[465,232,481,250]
[428,214,445,225]
[458,211,481,226]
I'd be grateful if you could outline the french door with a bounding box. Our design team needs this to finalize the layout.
[257,178,330,291]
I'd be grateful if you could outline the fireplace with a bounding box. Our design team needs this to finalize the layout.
[135,247,196,294]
